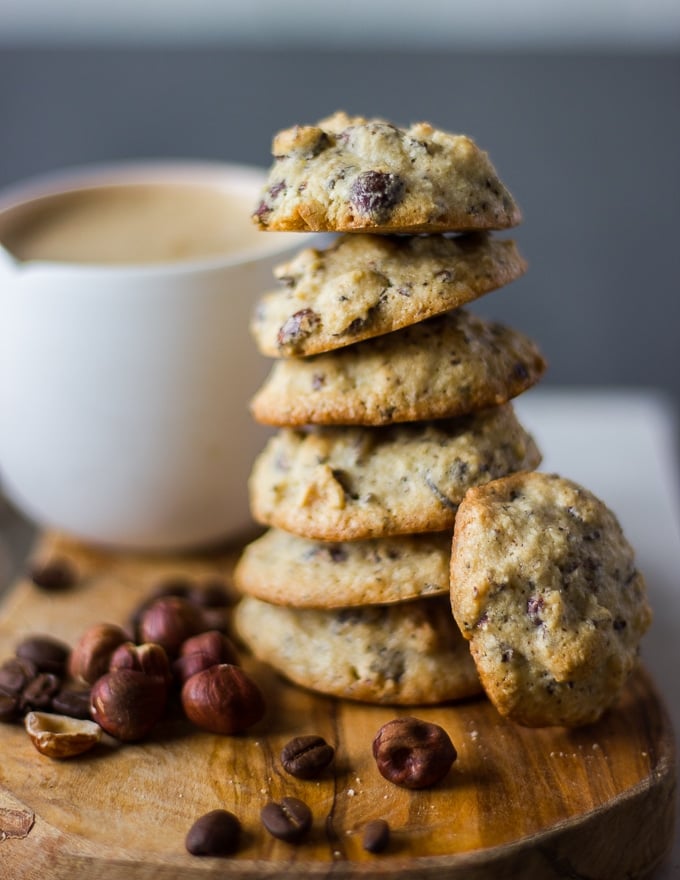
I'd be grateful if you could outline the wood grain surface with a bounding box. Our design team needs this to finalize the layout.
[0,533,675,879]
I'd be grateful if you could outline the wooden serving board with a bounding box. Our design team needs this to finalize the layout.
[0,533,675,879]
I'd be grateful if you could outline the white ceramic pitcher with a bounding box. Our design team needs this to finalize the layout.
[0,161,303,550]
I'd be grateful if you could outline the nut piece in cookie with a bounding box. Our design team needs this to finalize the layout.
[450,472,652,727]
[253,111,521,233]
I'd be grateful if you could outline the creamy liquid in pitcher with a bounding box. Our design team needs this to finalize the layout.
[0,183,264,264]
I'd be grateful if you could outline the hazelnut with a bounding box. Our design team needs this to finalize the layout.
[109,642,172,686]
[188,577,238,609]
[69,623,128,684]
[90,669,168,742]
[139,597,205,656]
[199,607,231,635]
[172,630,240,684]
[181,664,265,735]
[173,652,217,686]
[372,717,457,789]
[180,631,240,665]
[25,711,102,758]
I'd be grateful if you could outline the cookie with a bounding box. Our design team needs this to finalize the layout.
[450,472,652,728]
[249,404,541,541]
[234,528,451,608]
[252,111,521,233]
[251,232,527,357]
[251,310,546,426]
[234,594,481,705]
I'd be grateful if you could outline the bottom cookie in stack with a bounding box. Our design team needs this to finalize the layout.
[234,531,481,705]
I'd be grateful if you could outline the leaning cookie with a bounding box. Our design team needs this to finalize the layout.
[251,310,546,427]
[234,595,481,705]
[252,232,526,357]
[253,111,521,233]
[249,404,541,542]
[235,529,451,608]
[450,472,653,728]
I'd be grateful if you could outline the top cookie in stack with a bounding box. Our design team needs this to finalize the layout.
[234,112,545,705]
[252,110,521,233]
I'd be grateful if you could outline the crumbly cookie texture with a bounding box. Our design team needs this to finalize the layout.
[249,404,541,541]
[235,528,451,608]
[234,594,481,705]
[251,310,546,427]
[252,111,521,233]
[252,232,527,357]
[450,472,652,728]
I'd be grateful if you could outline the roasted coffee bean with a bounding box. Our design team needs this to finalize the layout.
[280,734,335,779]
[0,657,39,695]
[21,673,61,712]
[362,819,390,854]
[372,717,457,789]
[128,578,193,640]
[16,635,70,675]
[0,691,20,723]
[28,558,77,591]
[260,796,312,843]
[185,809,241,856]
[52,687,92,720]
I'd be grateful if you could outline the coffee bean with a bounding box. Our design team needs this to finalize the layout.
[280,734,335,779]
[21,673,61,712]
[52,687,92,720]
[185,809,241,856]
[260,796,312,843]
[372,717,457,789]
[16,635,70,675]
[0,691,20,723]
[362,818,390,854]
[0,657,39,695]
[29,558,77,591]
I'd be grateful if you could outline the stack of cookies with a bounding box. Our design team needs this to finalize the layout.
[232,112,547,706]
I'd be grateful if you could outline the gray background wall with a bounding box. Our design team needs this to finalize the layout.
[0,45,678,436]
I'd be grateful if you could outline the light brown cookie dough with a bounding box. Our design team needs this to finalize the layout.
[251,310,546,426]
[249,405,541,541]
[252,111,521,233]
[450,472,653,728]
[252,232,527,357]
[234,594,481,705]
[234,528,451,608]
